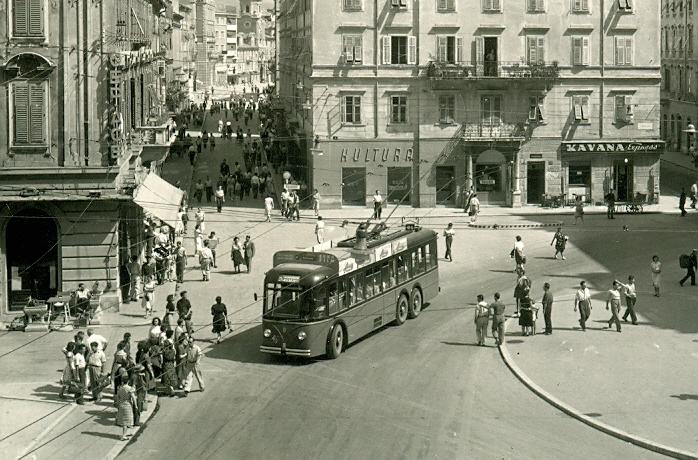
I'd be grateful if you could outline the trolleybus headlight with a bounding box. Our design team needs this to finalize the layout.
[297,331,307,341]
[263,329,272,338]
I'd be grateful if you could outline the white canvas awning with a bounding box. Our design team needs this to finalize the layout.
[133,173,184,228]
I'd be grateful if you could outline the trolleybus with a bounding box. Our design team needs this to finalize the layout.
[260,223,439,358]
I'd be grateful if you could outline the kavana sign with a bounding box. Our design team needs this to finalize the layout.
[563,141,664,153]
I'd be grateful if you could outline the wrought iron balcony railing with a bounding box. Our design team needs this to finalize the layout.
[461,122,528,140]
[425,60,559,80]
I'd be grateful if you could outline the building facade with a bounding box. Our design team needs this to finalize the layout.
[196,0,217,90]
[214,5,239,86]
[171,0,198,99]
[0,0,175,315]
[660,0,697,152]
[279,0,663,208]
[237,0,270,87]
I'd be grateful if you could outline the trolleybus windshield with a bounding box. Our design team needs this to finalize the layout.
[264,282,327,321]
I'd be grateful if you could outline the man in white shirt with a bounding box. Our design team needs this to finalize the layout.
[195,208,206,234]
[87,342,107,402]
[264,195,274,222]
[315,216,326,244]
[443,223,455,262]
[574,280,592,331]
[183,338,205,396]
[618,275,638,325]
[606,280,623,333]
[512,235,525,271]
[86,329,108,352]
[372,190,383,220]
[469,194,480,223]
[207,232,220,267]
[690,181,698,208]
[199,241,214,282]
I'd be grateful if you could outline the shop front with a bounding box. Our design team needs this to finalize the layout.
[310,140,416,208]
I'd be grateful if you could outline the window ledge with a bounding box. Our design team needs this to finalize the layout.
[434,122,457,127]
[387,122,409,126]
[341,123,367,127]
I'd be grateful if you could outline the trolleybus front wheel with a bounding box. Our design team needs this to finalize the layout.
[408,288,422,319]
[326,323,344,359]
[395,295,409,325]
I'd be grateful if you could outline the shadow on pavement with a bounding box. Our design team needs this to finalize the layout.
[670,394,698,401]
[205,325,313,366]
[81,431,121,440]
[31,383,65,402]
[84,409,117,427]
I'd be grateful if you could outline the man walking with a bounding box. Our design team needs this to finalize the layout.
[372,190,383,220]
[244,235,255,273]
[469,193,480,223]
[126,255,141,302]
[574,280,592,331]
[264,194,274,222]
[207,232,220,268]
[619,275,638,325]
[443,223,455,262]
[511,235,525,271]
[541,282,553,335]
[606,280,623,333]
[691,181,698,208]
[605,190,616,219]
[680,188,687,216]
[199,240,214,282]
[474,294,490,346]
[177,291,193,335]
[175,241,186,283]
[87,342,106,402]
[490,292,506,345]
[182,338,205,397]
[315,216,325,244]
[680,249,698,286]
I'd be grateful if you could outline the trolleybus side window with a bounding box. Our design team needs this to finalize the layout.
[413,248,425,275]
[381,262,395,290]
[425,244,433,270]
[338,279,347,311]
[430,241,437,267]
[371,267,383,294]
[328,283,338,314]
[347,276,356,306]
[396,254,410,283]
[355,273,365,303]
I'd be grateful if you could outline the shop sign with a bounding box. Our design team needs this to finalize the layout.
[340,147,414,163]
[109,54,124,162]
[479,179,496,185]
[563,141,664,153]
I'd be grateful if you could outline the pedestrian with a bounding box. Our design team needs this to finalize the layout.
[131,365,148,426]
[679,249,697,286]
[443,223,455,262]
[606,280,623,332]
[180,207,189,235]
[194,224,204,256]
[215,185,225,212]
[513,267,531,316]
[194,179,204,204]
[518,290,535,336]
[86,328,108,352]
[474,294,490,346]
[199,240,214,282]
[87,342,106,402]
[605,190,616,219]
[142,274,155,318]
[210,134,215,151]
[469,193,480,223]
[114,372,136,440]
[72,344,87,405]
[182,338,205,397]
[59,342,75,399]
[231,237,244,273]
[244,235,255,273]
[490,292,506,345]
[550,227,567,260]
[679,188,687,216]
[315,216,325,244]
[574,196,584,224]
[691,181,698,208]
[574,280,592,331]
[211,296,230,344]
[207,232,220,268]
[175,241,186,283]
[264,194,274,222]
[618,275,638,325]
[188,143,196,166]
[176,291,194,335]
[251,173,260,199]
[162,294,176,332]
[511,235,525,271]
[372,190,383,219]
[312,189,321,216]
[149,317,163,344]
[127,255,141,302]
[289,191,300,221]
[462,186,474,213]
[195,208,206,234]
[541,282,553,335]
[161,341,177,397]
[650,255,662,297]
[175,333,188,388]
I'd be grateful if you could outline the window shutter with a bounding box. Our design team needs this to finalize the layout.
[354,41,363,63]
[342,36,350,61]
[615,95,625,121]
[408,36,417,64]
[573,98,582,120]
[13,84,30,144]
[573,0,581,10]
[581,97,589,120]
[28,0,43,36]
[438,0,447,10]
[493,96,501,122]
[582,36,590,64]
[493,0,501,10]
[14,0,29,36]
[537,100,545,121]
[474,37,484,73]
[537,0,545,10]
[456,36,463,63]
[527,37,537,63]
[581,0,589,10]
[382,36,391,64]
[537,37,545,62]
[615,37,624,65]
[29,83,46,144]
[355,97,361,123]
[448,0,455,9]
[528,0,536,11]
[625,38,632,65]
[624,95,633,117]
[437,36,447,62]
[573,37,582,65]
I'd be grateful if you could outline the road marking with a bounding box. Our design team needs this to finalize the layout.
[17,403,77,459]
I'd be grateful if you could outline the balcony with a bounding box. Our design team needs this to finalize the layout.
[424,60,559,80]
[461,122,528,142]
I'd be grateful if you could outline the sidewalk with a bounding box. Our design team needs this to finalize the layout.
[662,148,698,173]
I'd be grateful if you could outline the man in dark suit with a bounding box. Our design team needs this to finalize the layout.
[244,235,255,273]
[680,249,698,287]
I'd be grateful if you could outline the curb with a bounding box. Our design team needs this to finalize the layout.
[105,393,159,460]
[497,318,698,460]
[469,221,564,229]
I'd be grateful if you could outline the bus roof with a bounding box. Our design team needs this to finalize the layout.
[269,226,437,281]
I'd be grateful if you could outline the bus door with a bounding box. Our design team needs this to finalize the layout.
[379,261,398,323]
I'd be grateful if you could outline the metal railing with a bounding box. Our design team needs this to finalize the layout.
[461,122,527,139]
[424,60,559,80]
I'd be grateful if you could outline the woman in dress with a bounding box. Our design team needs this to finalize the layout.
[135,341,155,392]
[518,290,535,336]
[574,196,584,224]
[231,237,244,273]
[650,255,662,297]
[59,342,76,399]
[513,268,531,316]
[194,224,204,257]
[162,295,176,332]
[211,296,228,344]
[550,227,568,260]
[148,317,163,344]
[115,371,136,440]
[72,344,87,405]
[160,341,177,396]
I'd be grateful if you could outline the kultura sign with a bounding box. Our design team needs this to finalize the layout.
[563,141,664,153]
[340,147,414,163]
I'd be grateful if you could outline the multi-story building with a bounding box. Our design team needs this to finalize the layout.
[0,0,178,316]
[237,0,266,87]
[172,0,198,99]
[196,0,217,91]
[660,0,696,152]
[214,5,238,86]
[261,8,276,85]
[279,0,663,209]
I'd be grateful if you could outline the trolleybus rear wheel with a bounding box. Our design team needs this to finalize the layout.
[395,295,408,325]
[326,324,344,359]
[408,288,422,319]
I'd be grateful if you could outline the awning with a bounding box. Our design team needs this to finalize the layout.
[133,173,184,228]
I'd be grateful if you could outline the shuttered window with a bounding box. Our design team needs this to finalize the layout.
[12,82,47,145]
[527,36,545,64]
[13,0,44,38]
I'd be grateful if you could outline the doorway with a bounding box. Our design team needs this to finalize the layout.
[342,167,366,206]
[484,37,498,77]
[613,159,633,201]
[5,209,59,310]
[526,162,546,204]
[387,167,412,205]
[435,166,456,205]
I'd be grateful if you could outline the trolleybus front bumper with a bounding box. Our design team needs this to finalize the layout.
[260,345,312,357]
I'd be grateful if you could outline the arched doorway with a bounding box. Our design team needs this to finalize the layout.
[5,209,59,310]
[475,149,507,204]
